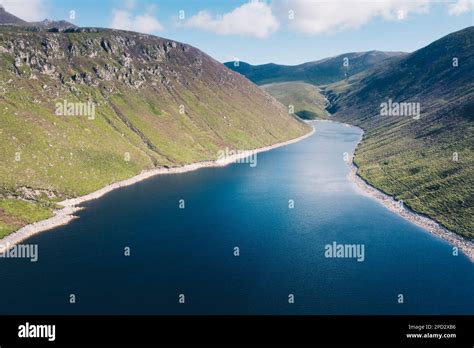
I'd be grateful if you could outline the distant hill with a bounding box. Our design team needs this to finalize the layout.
[0,5,76,30]
[29,19,77,31]
[326,26,474,238]
[225,51,406,85]
[0,5,27,25]
[261,82,328,120]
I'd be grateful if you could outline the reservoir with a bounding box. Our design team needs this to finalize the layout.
[0,121,472,314]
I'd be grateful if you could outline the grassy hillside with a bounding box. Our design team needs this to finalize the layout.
[225,51,405,85]
[0,26,310,237]
[261,82,328,119]
[326,27,474,239]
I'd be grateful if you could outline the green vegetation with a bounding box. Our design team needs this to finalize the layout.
[327,27,474,239]
[0,26,311,238]
[352,118,473,238]
[225,51,405,85]
[231,27,473,240]
[261,82,328,119]
[0,200,54,238]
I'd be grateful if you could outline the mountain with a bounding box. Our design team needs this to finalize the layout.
[0,25,310,237]
[225,51,406,121]
[326,26,474,238]
[0,5,27,25]
[224,51,406,85]
[29,19,77,31]
[0,6,76,30]
[261,82,328,120]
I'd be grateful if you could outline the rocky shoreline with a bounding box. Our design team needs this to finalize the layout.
[0,127,315,250]
[4,121,470,263]
[346,132,474,262]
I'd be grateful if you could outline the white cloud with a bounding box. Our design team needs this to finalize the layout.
[448,0,473,15]
[0,0,48,21]
[111,9,164,34]
[273,0,431,35]
[184,0,279,39]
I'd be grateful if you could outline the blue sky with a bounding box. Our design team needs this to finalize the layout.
[1,0,472,65]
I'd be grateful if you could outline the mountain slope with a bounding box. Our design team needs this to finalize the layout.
[0,6,27,25]
[261,82,328,119]
[29,19,77,30]
[225,51,406,85]
[0,6,75,30]
[326,26,474,238]
[0,26,310,237]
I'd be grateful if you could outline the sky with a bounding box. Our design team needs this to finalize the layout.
[0,0,472,65]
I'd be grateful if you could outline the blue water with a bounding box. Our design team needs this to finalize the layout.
[0,121,472,314]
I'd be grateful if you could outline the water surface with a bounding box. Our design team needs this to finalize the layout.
[0,121,472,314]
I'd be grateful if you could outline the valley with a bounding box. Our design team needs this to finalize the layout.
[261,82,328,119]
[227,27,474,241]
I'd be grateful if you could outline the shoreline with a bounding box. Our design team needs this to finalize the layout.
[3,120,471,263]
[346,131,474,263]
[0,126,315,250]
